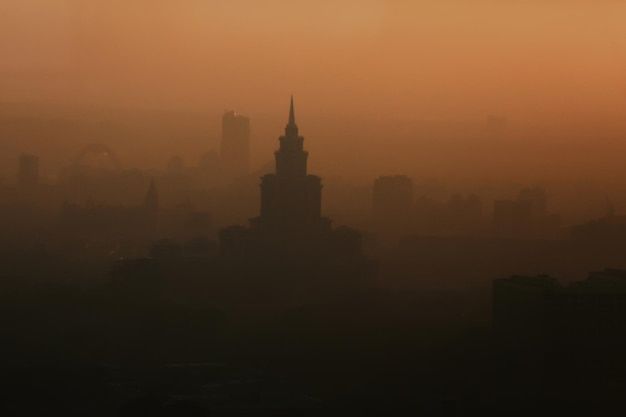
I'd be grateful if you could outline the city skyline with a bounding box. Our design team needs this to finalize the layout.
[1,2,626,413]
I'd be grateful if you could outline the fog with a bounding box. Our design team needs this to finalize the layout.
[5,3,626,413]
[2,1,626,194]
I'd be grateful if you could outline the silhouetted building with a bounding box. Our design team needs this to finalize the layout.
[150,238,182,259]
[18,154,39,188]
[221,97,336,256]
[59,180,160,257]
[571,212,626,243]
[111,99,373,311]
[158,202,214,241]
[184,237,218,258]
[493,187,560,238]
[218,97,373,298]
[494,269,626,369]
[59,145,149,206]
[493,274,560,347]
[249,97,330,234]
[220,110,251,177]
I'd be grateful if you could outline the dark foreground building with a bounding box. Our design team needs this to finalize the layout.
[493,269,626,371]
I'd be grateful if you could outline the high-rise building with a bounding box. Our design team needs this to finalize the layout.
[493,187,560,238]
[250,96,330,233]
[18,154,39,188]
[219,97,364,263]
[212,98,373,300]
[220,110,251,176]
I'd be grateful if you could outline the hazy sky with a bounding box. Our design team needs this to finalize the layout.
[1,1,626,124]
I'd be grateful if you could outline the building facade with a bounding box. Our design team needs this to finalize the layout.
[220,110,251,178]
[250,97,330,234]
[219,97,362,267]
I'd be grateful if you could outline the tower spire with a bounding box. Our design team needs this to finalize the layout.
[288,95,296,126]
[284,95,299,137]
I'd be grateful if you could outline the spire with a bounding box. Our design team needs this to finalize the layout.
[284,95,299,137]
[288,95,296,126]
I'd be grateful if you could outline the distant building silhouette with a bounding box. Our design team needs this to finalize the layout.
[411,193,484,237]
[59,144,147,205]
[158,201,214,242]
[218,97,373,296]
[494,269,626,369]
[493,274,560,346]
[249,97,330,234]
[110,99,373,311]
[59,180,160,257]
[149,238,182,259]
[571,211,626,243]
[18,154,39,188]
[493,187,560,238]
[220,110,251,178]
[221,97,336,253]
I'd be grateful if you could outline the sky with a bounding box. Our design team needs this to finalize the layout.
[3,0,626,197]
[1,0,625,124]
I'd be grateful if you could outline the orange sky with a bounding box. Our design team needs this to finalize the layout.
[1,0,625,124]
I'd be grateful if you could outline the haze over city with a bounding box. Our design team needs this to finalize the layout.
[2,1,626,414]
[2,1,626,186]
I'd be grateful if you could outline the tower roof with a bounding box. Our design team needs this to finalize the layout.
[288,95,296,126]
[284,95,299,138]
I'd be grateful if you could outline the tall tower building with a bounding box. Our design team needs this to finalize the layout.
[250,96,330,233]
[220,110,251,176]
[218,97,370,287]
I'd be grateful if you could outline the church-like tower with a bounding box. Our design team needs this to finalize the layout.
[250,97,330,232]
[275,96,308,177]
